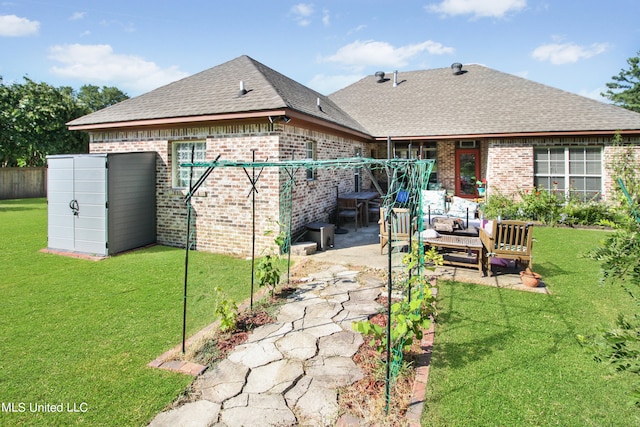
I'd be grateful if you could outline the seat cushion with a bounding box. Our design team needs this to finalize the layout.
[421,189,446,215]
[447,196,478,219]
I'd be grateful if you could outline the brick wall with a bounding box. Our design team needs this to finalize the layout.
[486,140,534,198]
[602,136,640,202]
[436,141,455,191]
[89,122,366,256]
[279,127,370,237]
[88,125,639,256]
[485,136,640,201]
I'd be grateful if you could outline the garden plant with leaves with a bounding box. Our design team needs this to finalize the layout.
[212,286,239,333]
[353,243,443,355]
[255,220,286,298]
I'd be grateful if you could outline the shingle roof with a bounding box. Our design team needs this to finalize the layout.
[328,64,640,138]
[67,55,368,134]
[69,58,640,138]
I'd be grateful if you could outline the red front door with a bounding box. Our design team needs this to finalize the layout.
[455,149,480,197]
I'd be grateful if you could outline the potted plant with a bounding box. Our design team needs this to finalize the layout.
[520,268,541,287]
[476,178,487,197]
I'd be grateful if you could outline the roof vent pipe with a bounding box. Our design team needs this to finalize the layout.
[451,63,463,75]
[238,80,247,96]
[393,70,398,87]
[317,97,322,111]
[375,71,385,83]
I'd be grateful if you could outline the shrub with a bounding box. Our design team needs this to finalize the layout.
[561,199,615,226]
[481,192,520,220]
[517,187,564,224]
[482,189,619,227]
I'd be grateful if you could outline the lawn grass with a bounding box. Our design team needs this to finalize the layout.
[0,198,256,426]
[422,226,639,426]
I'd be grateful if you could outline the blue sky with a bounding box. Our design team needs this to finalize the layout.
[1,0,638,101]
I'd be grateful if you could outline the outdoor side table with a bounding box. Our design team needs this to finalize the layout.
[421,234,485,275]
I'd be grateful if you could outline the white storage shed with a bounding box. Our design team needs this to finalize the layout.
[47,152,156,256]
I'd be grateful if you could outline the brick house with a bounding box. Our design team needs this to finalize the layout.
[67,55,640,256]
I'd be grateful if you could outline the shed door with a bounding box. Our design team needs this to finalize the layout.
[73,156,107,254]
[48,157,76,251]
[47,156,108,255]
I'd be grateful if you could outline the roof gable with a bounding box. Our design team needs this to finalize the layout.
[329,64,640,138]
[68,55,367,134]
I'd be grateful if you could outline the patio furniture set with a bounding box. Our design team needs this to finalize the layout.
[332,189,534,277]
[336,191,381,231]
[380,190,535,277]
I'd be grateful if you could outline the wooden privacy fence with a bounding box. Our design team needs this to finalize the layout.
[0,167,47,200]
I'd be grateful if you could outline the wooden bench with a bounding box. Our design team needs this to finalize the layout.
[421,234,485,275]
[479,220,534,277]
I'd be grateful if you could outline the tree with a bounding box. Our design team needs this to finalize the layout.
[0,78,85,166]
[76,84,129,113]
[602,51,640,113]
[0,78,129,167]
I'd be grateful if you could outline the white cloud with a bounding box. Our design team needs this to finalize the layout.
[0,14,39,36]
[100,19,136,33]
[48,44,189,93]
[531,42,609,64]
[320,40,454,69]
[69,12,86,21]
[322,9,330,26]
[427,0,527,18]
[307,73,364,95]
[347,24,367,35]
[291,3,314,26]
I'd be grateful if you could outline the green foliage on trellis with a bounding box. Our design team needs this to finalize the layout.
[183,157,435,253]
[182,155,437,408]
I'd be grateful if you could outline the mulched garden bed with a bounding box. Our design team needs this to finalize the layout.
[337,295,422,426]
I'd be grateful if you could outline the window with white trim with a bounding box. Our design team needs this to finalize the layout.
[534,146,602,201]
[306,140,317,181]
[172,141,206,189]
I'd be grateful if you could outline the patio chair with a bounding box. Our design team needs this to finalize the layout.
[379,207,415,254]
[479,220,534,276]
[367,197,381,223]
[337,197,363,231]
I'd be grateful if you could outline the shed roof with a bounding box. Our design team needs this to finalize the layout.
[328,64,640,138]
[67,55,368,134]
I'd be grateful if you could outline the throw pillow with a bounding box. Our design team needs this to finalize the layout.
[421,189,446,215]
[448,196,478,219]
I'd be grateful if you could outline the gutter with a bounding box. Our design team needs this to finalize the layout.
[373,129,640,141]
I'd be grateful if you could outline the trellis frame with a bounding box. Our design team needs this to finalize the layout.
[180,154,435,412]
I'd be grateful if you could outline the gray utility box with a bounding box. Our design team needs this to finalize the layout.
[305,222,335,251]
[47,152,156,256]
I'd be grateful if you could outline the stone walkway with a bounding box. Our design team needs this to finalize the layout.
[148,264,385,427]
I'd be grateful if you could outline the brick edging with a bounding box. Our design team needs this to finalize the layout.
[405,317,435,426]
